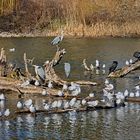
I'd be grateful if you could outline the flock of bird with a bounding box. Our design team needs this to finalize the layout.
[2,31,140,118]
[1,77,140,118]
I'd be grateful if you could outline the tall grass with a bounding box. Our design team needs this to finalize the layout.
[0,0,140,37]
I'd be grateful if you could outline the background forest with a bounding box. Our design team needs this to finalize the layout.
[0,0,140,37]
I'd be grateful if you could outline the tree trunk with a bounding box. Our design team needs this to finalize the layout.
[108,61,140,78]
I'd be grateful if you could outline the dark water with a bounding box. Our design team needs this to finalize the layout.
[0,37,140,140]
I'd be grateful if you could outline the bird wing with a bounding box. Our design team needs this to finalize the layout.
[37,67,45,80]
[51,36,60,45]
[64,63,71,77]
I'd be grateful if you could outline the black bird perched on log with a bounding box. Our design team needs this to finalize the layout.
[133,51,140,61]
[109,61,118,74]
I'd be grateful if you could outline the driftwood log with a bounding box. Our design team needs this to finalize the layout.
[108,60,140,78]
[126,97,140,102]
[0,48,97,96]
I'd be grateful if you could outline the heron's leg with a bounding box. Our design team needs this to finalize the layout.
[56,45,60,51]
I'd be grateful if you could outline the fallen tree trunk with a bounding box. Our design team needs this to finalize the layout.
[126,97,140,102]
[108,60,140,78]
[0,77,72,96]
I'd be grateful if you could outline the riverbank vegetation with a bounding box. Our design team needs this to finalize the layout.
[0,0,140,37]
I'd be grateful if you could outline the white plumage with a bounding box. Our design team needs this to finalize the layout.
[62,83,68,91]
[124,89,129,97]
[63,101,69,109]
[35,80,40,86]
[89,93,94,98]
[17,101,23,109]
[95,60,100,68]
[44,104,50,111]
[0,93,5,100]
[24,99,33,108]
[29,105,36,113]
[69,98,76,107]
[125,60,129,66]
[42,89,47,96]
[129,92,135,97]
[48,81,53,88]
[82,99,86,105]
[57,90,64,97]
[105,79,109,85]
[4,109,10,117]
[135,91,140,97]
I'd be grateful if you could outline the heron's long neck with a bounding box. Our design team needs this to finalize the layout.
[60,31,64,40]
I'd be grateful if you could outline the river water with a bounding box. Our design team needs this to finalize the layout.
[0,37,140,140]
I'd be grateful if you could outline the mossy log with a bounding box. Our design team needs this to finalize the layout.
[108,60,140,78]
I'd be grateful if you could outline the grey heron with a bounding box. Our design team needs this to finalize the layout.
[64,62,71,78]
[51,30,64,49]
[33,65,45,81]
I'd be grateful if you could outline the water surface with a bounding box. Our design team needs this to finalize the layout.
[0,37,140,140]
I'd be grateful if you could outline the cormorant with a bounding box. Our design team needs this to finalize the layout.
[109,61,118,74]
[133,51,140,61]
